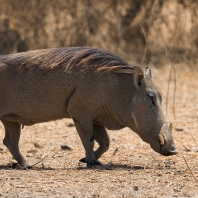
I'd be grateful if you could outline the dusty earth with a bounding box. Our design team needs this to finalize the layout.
[0,65,198,197]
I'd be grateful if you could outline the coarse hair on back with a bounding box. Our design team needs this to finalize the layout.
[64,47,134,74]
[0,47,134,74]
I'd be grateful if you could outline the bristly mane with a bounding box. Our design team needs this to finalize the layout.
[0,47,134,74]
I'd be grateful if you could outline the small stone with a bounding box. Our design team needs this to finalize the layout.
[0,147,4,154]
[184,147,191,152]
[133,186,138,191]
[113,148,119,155]
[175,128,183,131]
[27,149,37,153]
[34,142,44,149]
[67,123,74,127]
[61,145,72,150]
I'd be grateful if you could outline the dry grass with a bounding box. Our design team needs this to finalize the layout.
[1,0,198,65]
[0,65,198,197]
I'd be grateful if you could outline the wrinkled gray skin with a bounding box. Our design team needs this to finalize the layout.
[0,47,177,168]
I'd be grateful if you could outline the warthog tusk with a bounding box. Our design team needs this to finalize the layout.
[160,124,166,136]
[158,134,164,145]
[159,124,167,145]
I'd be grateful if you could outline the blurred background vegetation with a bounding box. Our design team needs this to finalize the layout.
[0,0,198,66]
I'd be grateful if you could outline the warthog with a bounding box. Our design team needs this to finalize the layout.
[0,47,177,168]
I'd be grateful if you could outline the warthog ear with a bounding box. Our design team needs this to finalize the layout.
[133,66,144,88]
[145,66,152,79]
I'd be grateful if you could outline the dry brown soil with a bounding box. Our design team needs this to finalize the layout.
[0,65,198,197]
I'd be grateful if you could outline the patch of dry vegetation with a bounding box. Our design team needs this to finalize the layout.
[0,0,198,65]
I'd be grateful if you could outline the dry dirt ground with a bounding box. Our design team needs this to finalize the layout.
[0,65,198,198]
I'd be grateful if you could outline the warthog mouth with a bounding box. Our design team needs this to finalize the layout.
[162,149,178,156]
[158,123,178,156]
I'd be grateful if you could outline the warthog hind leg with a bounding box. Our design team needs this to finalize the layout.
[2,114,35,126]
[1,119,31,169]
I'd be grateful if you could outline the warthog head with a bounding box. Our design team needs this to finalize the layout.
[128,66,177,156]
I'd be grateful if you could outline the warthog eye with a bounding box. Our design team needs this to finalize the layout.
[148,91,154,98]
[147,91,156,106]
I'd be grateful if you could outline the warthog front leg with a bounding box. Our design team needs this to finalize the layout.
[1,119,30,169]
[80,124,110,163]
[74,119,100,167]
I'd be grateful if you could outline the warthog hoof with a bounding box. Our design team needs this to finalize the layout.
[79,157,101,167]
[9,163,32,170]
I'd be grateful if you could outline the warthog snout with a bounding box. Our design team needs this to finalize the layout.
[162,149,178,156]
[158,123,178,156]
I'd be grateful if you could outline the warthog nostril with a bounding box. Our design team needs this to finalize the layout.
[163,149,178,156]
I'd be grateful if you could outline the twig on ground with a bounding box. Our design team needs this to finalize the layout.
[166,65,172,115]
[31,155,48,167]
[189,122,198,147]
[172,64,177,119]
[31,152,55,167]
[182,155,198,183]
